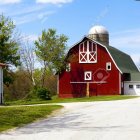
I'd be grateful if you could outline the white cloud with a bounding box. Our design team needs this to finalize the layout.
[14,10,54,25]
[110,29,140,49]
[0,0,21,5]
[36,0,73,5]
[22,34,38,42]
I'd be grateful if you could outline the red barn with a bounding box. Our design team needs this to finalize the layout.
[58,25,140,98]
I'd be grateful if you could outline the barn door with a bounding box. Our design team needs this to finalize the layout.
[89,84,97,96]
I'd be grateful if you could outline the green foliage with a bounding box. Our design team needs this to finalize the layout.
[0,14,20,85]
[4,69,32,101]
[0,105,62,132]
[36,87,52,100]
[34,68,57,94]
[4,68,57,101]
[35,29,68,73]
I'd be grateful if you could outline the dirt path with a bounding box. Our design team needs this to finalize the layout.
[0,98,140,140]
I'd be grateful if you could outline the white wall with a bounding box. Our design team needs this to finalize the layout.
[0,66,3,104]
[124,82,140,95]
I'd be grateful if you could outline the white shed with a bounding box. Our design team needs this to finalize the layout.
[0,63,5,104]
[124,73,140,96]
[124,81,140,95]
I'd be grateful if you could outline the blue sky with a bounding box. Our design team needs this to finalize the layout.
[0,0,140,66]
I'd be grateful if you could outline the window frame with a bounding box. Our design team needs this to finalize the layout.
[84,71,92,81]
[79,40,97,63]
[136,85,140,89]
[129,85,133,89]
[106,62,111,71]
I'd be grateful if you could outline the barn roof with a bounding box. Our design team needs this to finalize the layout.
[86,37,139,74]
[67,36,139,75]
[106,46,139,73]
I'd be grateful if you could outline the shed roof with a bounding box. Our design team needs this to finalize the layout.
[131,72,140,81]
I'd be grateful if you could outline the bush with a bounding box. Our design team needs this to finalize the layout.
[36,87,52,100]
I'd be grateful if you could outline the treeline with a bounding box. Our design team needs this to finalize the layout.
[0,14,68,101]
[4,69,57,100]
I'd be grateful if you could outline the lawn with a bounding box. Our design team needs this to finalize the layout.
[0,105,62,132]
[5,95,138,105]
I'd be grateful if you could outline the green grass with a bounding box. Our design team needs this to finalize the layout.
[5,95,138,106]
[0,105,62,132]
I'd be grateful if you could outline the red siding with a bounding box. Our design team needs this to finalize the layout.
[59,39,121,98]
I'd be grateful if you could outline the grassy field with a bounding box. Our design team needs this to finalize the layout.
[5,95,138,105]
[0,105,62,132]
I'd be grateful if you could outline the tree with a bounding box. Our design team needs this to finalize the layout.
[35,29,68,87]
[4,69,32,101]
[20,41,36,87]
[0,14,20,86]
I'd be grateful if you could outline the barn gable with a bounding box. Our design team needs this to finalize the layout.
[66,36,139,75]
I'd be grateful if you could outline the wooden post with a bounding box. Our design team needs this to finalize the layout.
[86,82,89,97]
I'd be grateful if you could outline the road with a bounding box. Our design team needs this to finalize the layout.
[1,97,140,140]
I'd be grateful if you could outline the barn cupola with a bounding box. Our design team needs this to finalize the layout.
[88,25,109,46]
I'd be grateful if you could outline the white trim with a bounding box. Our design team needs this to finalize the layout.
[124,81,140,83]
[94,40,122,74]
[79,40,97,63]
[106,62,111,71]
[67,36,122,74]
[119,72,121,94]
[84,71,92,80]
[57,75,59,95]
[70,81,107,84]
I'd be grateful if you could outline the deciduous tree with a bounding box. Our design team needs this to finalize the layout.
[20,41,36,86]
[35,29,68,87]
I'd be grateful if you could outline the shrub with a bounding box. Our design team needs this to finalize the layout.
[36,87,52,100]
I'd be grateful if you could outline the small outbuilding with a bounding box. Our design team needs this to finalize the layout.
[0,63,5,104]
[58,25,140,98]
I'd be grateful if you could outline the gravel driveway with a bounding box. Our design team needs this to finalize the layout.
[1,97,140,140]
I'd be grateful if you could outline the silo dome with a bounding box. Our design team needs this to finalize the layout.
[88,25,109,46]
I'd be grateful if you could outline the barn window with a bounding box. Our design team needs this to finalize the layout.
[79,40,97,63]
[84,71,92,80]
[129,85,133,89]
[106,62,111,71]
[136,85,140,89]
[66,63,71,72]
